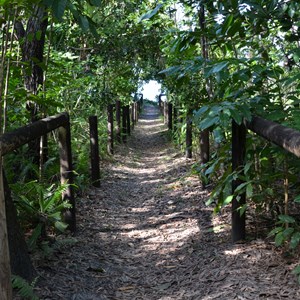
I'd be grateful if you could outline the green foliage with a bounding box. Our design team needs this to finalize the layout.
[12,275,39,300]
[11,181,71,250]
[268,214,300,249]
[39,237,78,258]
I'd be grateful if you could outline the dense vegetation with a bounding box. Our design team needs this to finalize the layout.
[1,0,300,296]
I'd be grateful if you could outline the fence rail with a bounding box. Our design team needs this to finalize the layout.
[0,112,75,231]
[231,114,300,242]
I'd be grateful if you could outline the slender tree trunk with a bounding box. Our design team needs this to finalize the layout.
[199,5,210,165]
[15,4,48,166]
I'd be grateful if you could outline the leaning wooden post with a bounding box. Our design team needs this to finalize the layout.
[107,104,114,155]
[126,105,131,136]
[89,116,100,187]
[232,119,246,242]
[168,103,173,130]
[58,118,75,232]
[186,109,193,158]
[0,153,13,300]
[116,100,121,143]
[122,106,127,143]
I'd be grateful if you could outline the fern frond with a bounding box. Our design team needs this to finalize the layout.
[12,275,39,300]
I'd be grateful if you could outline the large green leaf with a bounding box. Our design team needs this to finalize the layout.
[139,3,164,21]
[278,215,296,224]
[199,116,219,130]
[290,232,300,249]
[52,0,67,21]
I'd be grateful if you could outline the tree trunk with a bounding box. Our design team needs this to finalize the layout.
[15,4,48,166]
[199,5,210,165]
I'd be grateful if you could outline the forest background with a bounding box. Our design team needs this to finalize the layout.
[1,0,300,297]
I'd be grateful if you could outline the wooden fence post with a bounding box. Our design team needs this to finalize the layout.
[135,102,138,123]
[58,119,75,232]
[200,129,210,165]
[107,104,114,155]
[126,105,131,136]
[0,159,13,300]
[137,101,141,116]
[122,106,127,143]
[158,96,162,111]
[164,102,168,124]
[232,119,246,242]
[131,103,135,129]
[186,109,193,158]
[116,100,121,143]
[89,116,100,187]
[168,103,173,130]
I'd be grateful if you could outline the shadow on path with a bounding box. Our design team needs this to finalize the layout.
[34,104,300,300]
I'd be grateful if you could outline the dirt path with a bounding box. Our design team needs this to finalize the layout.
[35,105,300,299]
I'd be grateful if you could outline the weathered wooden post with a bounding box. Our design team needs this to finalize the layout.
[158,94,162,111]
[232,119,246,242]
[131,103,135,129]
[186,109,193,158]
[116,100,121,143]
[135,102,138,123]
[126,105,131,136]
[0,157,13,300]
[164,101,168,124]
[200,129,210,165]
[122,106,127,143]
[168,102,173,130]
[58,119,75,232]
[107,104,114,155]
[89,116,100,187]
[140,94,143,107]
[137,101,141,117]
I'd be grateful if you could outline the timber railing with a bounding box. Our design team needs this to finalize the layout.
[89,96,143,187]
[162,99,300,243]
[0,112,75,231]
[232,115,300,242]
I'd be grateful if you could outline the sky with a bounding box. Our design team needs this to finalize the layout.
[139,80,162,101]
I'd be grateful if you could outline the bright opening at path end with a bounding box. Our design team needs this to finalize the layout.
[139,80,162,102]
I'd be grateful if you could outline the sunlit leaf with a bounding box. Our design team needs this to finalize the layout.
[139,3,163,21]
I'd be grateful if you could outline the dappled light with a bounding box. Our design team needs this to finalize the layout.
[3,1,300,299]
[33,105,300,299]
